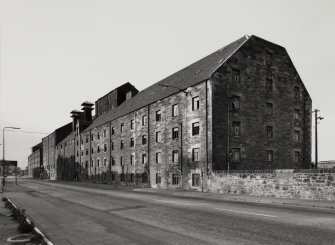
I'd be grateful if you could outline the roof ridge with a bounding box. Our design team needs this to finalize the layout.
[82,35,248,132]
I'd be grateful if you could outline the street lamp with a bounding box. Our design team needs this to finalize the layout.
[312,110,324,169]
[2,126,20,190]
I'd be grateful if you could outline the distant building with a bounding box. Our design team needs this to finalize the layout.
[29,35,312,189]
[27,143,43,178]
[318,161,335,169]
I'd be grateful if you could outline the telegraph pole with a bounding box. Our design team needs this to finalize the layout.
[313,110,324,169]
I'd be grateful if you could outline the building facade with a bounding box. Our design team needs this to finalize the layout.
[28,35,312,190]
[27,143,43,178]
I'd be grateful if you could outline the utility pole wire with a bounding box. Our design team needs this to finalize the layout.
[4,130,49,135]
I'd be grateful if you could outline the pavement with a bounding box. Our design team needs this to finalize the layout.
[1,177,335,245]
[0,199,22,245]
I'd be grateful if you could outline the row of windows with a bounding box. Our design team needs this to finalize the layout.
[231,148,302,163]
[87,158,108,167]
[232,123,301,141]
[231,69,303,99]
[111,123,200,151]
[97,148,201,167]
[107,97,200,135]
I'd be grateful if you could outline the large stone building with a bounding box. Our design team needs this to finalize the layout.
[28,35,312,189]
[27,143,43,178]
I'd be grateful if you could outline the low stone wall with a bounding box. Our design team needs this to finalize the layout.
[207,169,335,201]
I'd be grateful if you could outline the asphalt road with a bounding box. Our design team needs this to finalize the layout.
[2,178,335,245]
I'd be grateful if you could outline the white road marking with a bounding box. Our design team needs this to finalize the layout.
[155,199,277,218]
[155,199,194,206]
[214,208,277,218]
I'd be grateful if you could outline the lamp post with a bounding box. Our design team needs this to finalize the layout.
[2,127,20,190]
[312,110,323,169]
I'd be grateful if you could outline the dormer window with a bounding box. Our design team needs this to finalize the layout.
[126,91,132,100]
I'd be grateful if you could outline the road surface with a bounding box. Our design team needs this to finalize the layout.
[2,178,335,245]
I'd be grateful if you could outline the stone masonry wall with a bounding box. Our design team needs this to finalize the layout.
[208,169,335,201]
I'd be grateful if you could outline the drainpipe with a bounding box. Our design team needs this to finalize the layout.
[147,105,151,187]
[205,80,209,192]
[109,121,112,184]
[180,122,183,189]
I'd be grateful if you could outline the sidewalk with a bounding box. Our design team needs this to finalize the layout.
[26,178,335,210]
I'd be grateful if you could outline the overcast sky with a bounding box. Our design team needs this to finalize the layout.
[1,0,334,169]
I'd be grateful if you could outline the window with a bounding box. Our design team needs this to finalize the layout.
[104,144,107,152]
[126,91,132,100]
[97,146,100,153]
[192,174,201,187]
[156,152,162,164]
[294,109,300,120]
[142,135,147,145]
[76,140,79,146]
[120,173,125,182]
[266,150,274,162]
[142,173,148,183]
[172,174,180,185]
[81,150,83,156]
[266,103,273,116]
[120,123,124,132]
[111,127,115,135]
[192,96,200,110]
[131,119,134,129]
[192,148,200,162]
[172,150,179,163]
[294,86,300,99]
[142,154,147,164]
[86,149,88,155]
[111,157,115,166]
[156,110,161,122]
[142,115,147,126]
[111,142,115,151]
[130,155,134,165]
[232,69,240,82]
[97,159,100,167]
[156,131,161,143]
[232,148,241,161]
[232,121,241,136]
[266,126,273,139]
[172,127,179,139]
[103,129,107,137]
[97,132,100,140]
[81,139,83,145]
[85,136,88,143]
[120,140,124,149]
[156,173,161,184]
[172,104,179,117]
[76,151,79,157]
[232,96,240,110]
[294,130,301,142]
[90,160,94,167]
[104,158,107,166]
[130,137,134,147]
[91,135,93,141]
[192,122,200,136]
[294,151,301,163]
[265,51,272,65]
[91,147,94,154]
[266,78,273,93]
[120,157,124,166]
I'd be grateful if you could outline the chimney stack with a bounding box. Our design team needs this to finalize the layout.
[70,110,82,132]
[81,101,94,122]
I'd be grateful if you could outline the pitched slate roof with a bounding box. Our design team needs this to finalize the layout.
[83,35,249,132]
